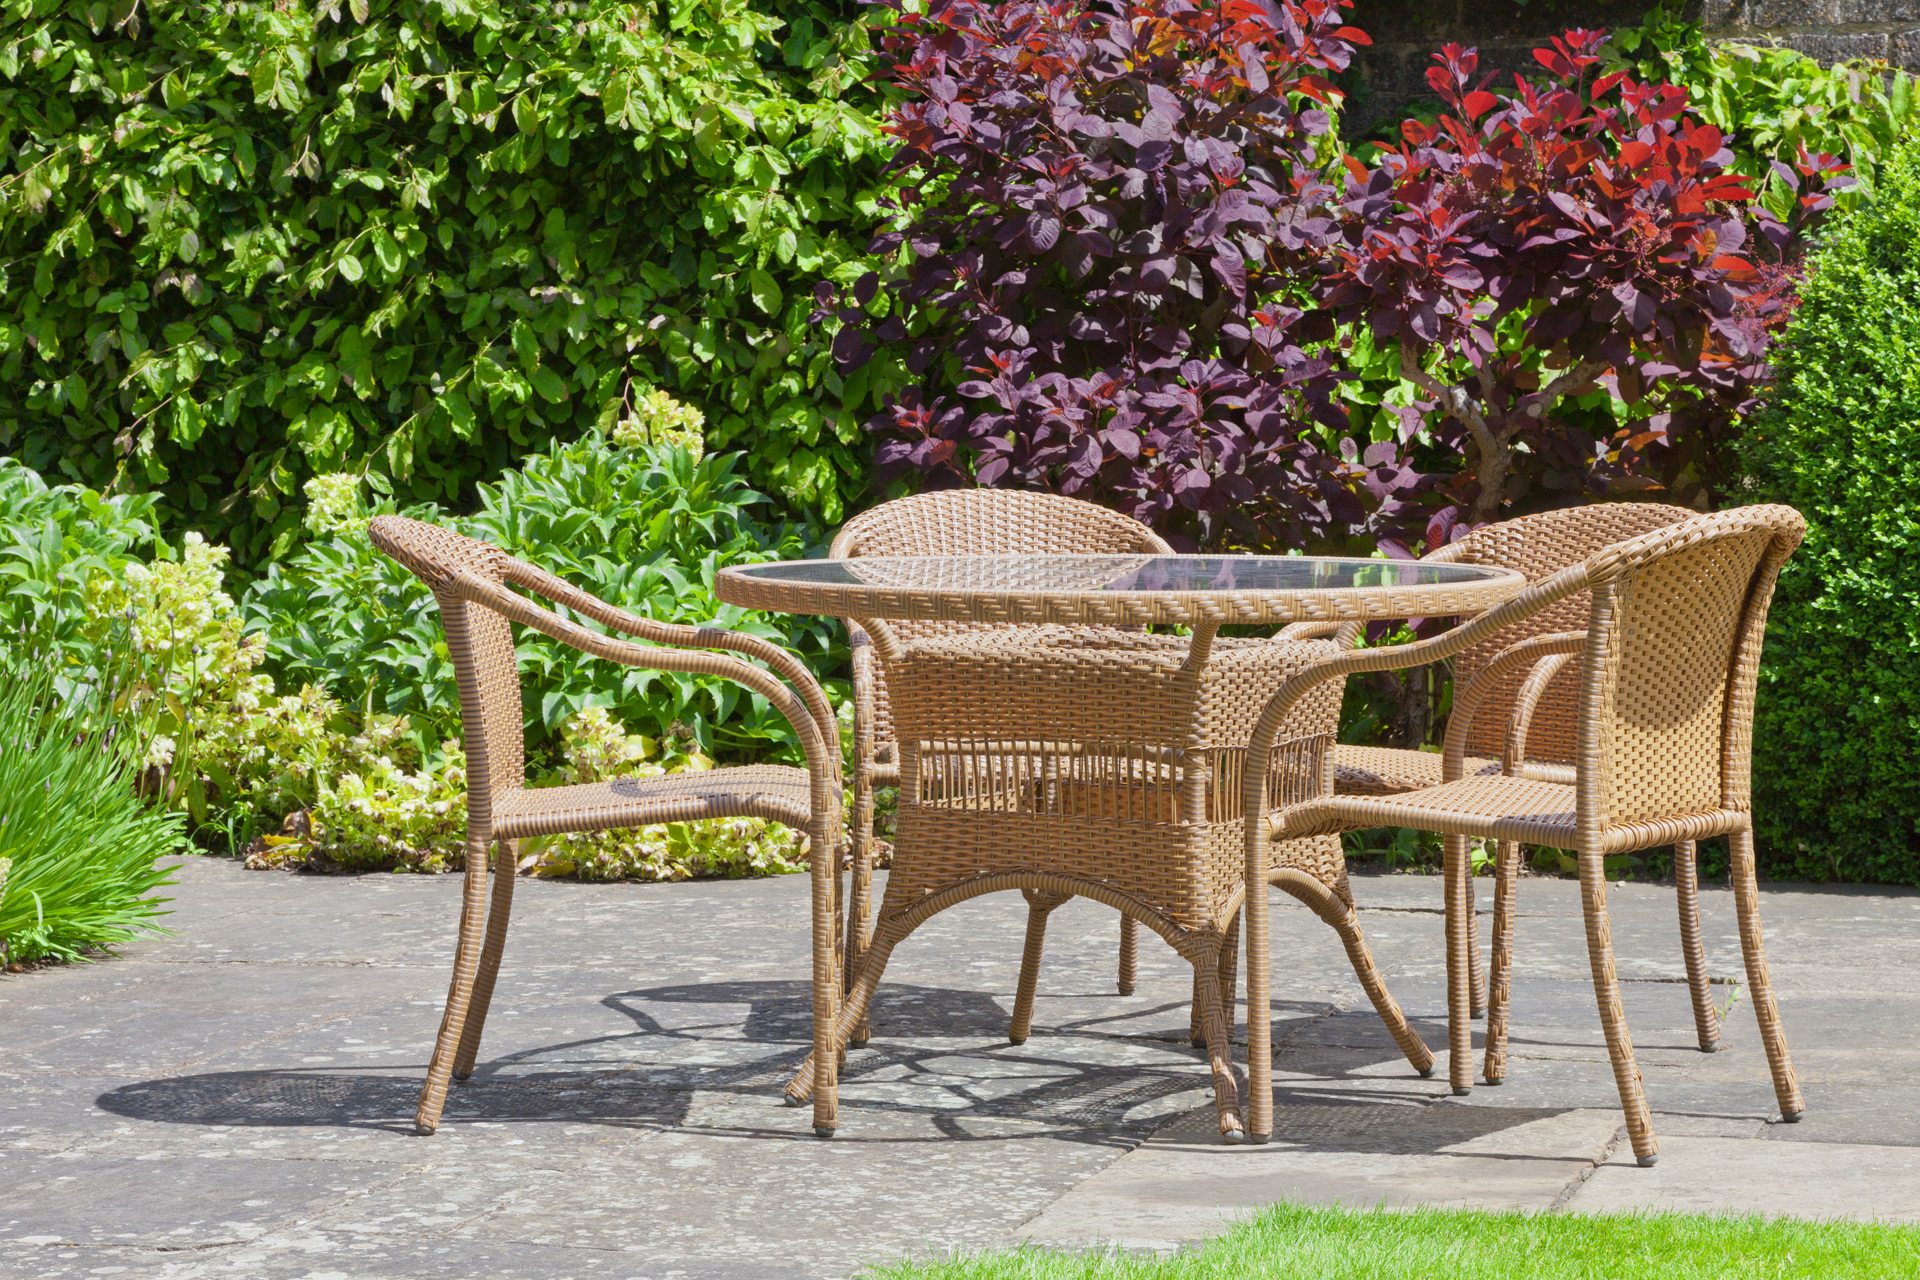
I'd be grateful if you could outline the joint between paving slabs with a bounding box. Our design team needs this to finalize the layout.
[1547,1123,1629,1213]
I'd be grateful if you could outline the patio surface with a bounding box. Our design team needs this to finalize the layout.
[2,856,1918,1277]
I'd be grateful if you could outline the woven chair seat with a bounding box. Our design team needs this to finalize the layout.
[491,766,814,840]
[1285,775,1578,847]
[1331,745,1500,795]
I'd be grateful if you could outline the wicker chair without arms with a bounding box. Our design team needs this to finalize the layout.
[831,489,1176,1044]
[1242,505,1807,1166]
[368,516,845,1137]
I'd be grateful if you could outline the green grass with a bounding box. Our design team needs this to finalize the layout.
[863,1202,1919,1279]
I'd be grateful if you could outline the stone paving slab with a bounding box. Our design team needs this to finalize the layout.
[0,858,1914,1276]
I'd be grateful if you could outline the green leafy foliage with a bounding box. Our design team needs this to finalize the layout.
[242,434,844,765]
[0,457,162,657]
[0,0,899,571]
[0,664,181,962]
[1742,134,1920,883]
[1608,7,1918,208]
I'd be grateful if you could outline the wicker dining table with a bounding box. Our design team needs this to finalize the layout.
[714,552,1528,1140]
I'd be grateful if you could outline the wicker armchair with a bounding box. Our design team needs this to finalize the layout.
[368,516,844,1137]
[1243,506,1807,1165]
[1330,504,1698,1027]
[830,490,1175,1041]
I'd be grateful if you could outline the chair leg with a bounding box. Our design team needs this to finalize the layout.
[808,813,843,1138]
[845,781,877,1048]
[1578,844,1659,1165]
[1672,839,1721,1053]
[1195,937,1244,1142]
[1010,890,1069,1045]
[1443,834,1476,1095]
[414,833,495,1135]
[452,838,518,1081]
[1729,828,1803,1120]
[787,910,905,1108]
[1467,868,1488,1019]
[1245,871,1275,1142]
[1483,839,1521,1084]
[1118,913,1140,996]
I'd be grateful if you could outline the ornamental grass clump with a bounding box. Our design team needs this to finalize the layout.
[0,666,181,963]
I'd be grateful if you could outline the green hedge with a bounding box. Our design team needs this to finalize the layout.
[1744,135,1920,884]
[0,0,901,569]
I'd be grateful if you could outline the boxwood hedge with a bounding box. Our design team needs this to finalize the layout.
[1744,135,1920,883]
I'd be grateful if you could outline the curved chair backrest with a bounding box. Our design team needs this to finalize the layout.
[1571,505,1803,826]
[833,490,1173,743]
[1429,503,1696,764]
[369,516,526,824]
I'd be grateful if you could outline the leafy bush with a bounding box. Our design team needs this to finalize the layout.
[0,457,162,658]
[1324,32,1845,550]
[0,665,181,962]
[1742,134,1920,884]
[834,0,1381,550]
[243,432,842,764]
[1607,6,1918,208]
[0,0,899,569]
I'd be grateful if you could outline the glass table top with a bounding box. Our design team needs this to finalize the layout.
[728,554,1509,593]
[716,554,1526,625]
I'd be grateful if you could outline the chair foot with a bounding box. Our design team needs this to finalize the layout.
[1190,1038,1207,1050]
[1780,1109,1804,1124]
[1636,1152,1659,1167]
[413,1121,437,1136]
[1418,1067,1434,1079]
[813,1124,836,1139]
[451,1070,470,1083]
[1007,1036,1027,1047]
[783,1091,807,1108]
[1248,1131,1270,1145]
[1699,1039,1723,1054]
[1481,1075,1504,1086]
[1220,1127,1245,1145]
[846,1037,869,1049]
[1117,983,1136,996]
[1452,1085,1472,1097]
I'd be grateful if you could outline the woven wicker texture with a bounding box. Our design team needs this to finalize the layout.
[1243,505,1807,1166]
[367,516,844,1138]
[1327,745,1502,795]
[830,490,1173,1034]
[1428,502,1696,764]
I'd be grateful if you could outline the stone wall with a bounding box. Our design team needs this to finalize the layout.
[1342,1,1920,135]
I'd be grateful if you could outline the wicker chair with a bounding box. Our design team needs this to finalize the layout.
[831,490,1174,1043]
[1242,505,1807,1165]
[1328,504,1698,1031]
[368,516,844,1137]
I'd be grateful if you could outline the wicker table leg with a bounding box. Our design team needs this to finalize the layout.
[1010,890,1072,1045]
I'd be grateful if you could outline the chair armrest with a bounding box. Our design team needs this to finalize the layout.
[443,567,841,795]
[1275,621,1364,648]
[1240,559,1592,829]
[1440,633,1586,783]
[502,558,838,778]
[1504,651,1579,778]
